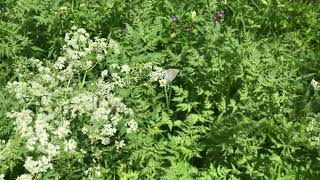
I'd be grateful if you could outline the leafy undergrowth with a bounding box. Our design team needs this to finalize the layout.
[1,0,320,179]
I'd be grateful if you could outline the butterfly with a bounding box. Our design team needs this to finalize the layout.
[164,69,179,83]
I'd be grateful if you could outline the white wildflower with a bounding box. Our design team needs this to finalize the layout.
[82,127,88,134]
[16,174,33,180]
[126,120,138,133]
[191,11,197,21]
[38,66,51,74]
[110,114,121,126]
[111,64,120,69]
[34,113,51,145]
[53,57,66,70]
[77,28,86,34]
[307,117,317,132]
[108,39,120,55]
[53,120,71,139]
[111,73,125,87]
[6,81,28,101]
[101,137,111,145]
[78,34,87,43]
[91,107,110,122]
[29,81,47,97]
[64,139,77,152]
[159,79,169,87]
[26,137,38,151]
[24,156,53,174]
[39,143,60,157]
[29,58,43,68]
[115,140,125,150]
[69,92,98,118]
[143,62,153,69]
[62,65,74,79]
[95,165,102,177]
[311,79,319,91]
[5,28,142,177]
[7,110,34,138]
[65,49,77,60]
[84,47,93,53]
[101,124,117,137]
[85,60,93,69]
[101,70,108,78]
[121,64,130,73]
[41,96,51,108]
[42,74,54,83]
[150,66,165,81]
[96,54,104,61]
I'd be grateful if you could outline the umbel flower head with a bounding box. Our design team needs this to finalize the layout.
[5,27,140,176]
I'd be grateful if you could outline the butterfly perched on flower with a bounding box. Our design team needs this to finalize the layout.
[164,69,179,83]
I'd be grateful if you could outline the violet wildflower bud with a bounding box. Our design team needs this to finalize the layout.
[217,10,225,18]
[213,10,225,23]
[171,16,177,22]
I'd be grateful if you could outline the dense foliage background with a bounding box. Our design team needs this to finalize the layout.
[1,0,320,179]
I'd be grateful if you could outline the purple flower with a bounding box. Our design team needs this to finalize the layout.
[213,10,225,23]
[217,10,225,18]
[171,16,177,22]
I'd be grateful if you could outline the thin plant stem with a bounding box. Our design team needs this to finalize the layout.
[169,85,172,104]
[79,72,87,89]
[164,85,170,110]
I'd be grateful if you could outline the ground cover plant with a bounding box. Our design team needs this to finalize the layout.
[1,0,320,179]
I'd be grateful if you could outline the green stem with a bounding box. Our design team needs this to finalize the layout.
[164,85,170,110]
[23,97,35,109]
[169,86,172,104]
[64,78,72,99]
[80,72,87,89]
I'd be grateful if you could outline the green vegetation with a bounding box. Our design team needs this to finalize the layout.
[1,0,320,179]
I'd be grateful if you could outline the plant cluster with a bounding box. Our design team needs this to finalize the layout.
[1,0,320,179]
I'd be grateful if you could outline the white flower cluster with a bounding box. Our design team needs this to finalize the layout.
[63,26,107,63]
[16,174,33,180]
[149,66,165,82]
[149,66,171,87]
[307,116,318,133]
[80,94,134,145]
[311,79,319,91]
[24,156,53,174]
[84,165,102,180]
[108,39,121,55]
[126,120,138,134]
[115,140,126,150]
[121,64,130,73]
[6,28,137,176]
[306,116,320,147]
